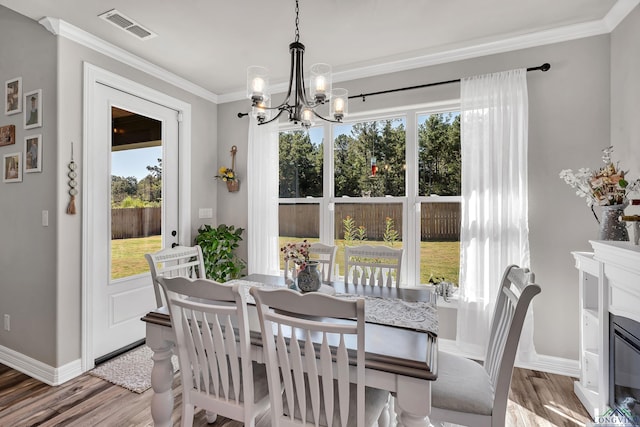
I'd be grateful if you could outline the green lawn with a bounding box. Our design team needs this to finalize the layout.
[111,234,460,285]
[279,237,460,285]
[111,235,162,280]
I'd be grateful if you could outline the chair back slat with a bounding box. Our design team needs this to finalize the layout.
[305,330,321,423]
[344,245,403,288]
[146,245,205,307]
[251,287,365,426]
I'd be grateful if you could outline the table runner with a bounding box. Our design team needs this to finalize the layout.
[226,279,438,336]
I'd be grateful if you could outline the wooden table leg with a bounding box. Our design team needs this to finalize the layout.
[146,323,175,427]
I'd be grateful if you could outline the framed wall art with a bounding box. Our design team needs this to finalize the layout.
[24,134,42,173]
[24,89,42,129]
[3,152,22,183]
[5,77,22,115]
[0,124,15,147]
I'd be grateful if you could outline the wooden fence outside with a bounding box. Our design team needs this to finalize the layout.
[279,202,460,241]
[112,207,161,239]
[113,203,460,241]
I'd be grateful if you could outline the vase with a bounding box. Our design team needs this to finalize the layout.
[598,203,629,241]
[226,180,239,192]
[296,261,322,293]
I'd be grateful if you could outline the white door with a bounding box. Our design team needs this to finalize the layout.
[89,83,179,360]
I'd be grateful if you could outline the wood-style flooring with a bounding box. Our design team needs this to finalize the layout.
[0,363,591,426]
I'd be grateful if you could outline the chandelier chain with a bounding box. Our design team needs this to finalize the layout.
[294,0,300,42]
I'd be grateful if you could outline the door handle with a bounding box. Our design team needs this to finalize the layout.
[171,242,178,248]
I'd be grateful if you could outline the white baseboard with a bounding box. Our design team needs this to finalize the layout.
[0,344,83,386]
[438,338,580,378]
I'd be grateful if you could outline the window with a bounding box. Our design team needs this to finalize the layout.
[417,112,461,284]
[278,104,461,286]
[278,128,324,270]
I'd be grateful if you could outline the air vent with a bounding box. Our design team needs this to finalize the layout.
[98,9,157,40]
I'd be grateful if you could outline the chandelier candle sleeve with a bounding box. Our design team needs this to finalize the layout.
[247,66,269,102]
[310,63,331,102]
[331,88,348,120]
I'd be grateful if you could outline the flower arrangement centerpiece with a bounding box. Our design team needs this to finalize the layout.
[560,146,639,209]
[560,146,640,240]
[281,240,311,270]
[281,240,322,292]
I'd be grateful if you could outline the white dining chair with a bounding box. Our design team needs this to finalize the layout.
[250,287,390,427]
[157,276,270,427]
[145,245,205,307]
[429,265,541,427]
[308,242,338,282]
[344,245,403,288]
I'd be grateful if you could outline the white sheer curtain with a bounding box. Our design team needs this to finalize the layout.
[456,68,536,362]
[247,116,280,275]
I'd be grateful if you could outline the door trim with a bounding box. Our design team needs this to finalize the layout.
[82,62,192,371]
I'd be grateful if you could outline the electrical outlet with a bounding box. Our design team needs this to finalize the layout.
[3,314,9,331]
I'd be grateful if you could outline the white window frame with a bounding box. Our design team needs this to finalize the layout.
[278,99,461,287]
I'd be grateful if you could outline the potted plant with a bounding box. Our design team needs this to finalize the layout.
[195,224,246,281]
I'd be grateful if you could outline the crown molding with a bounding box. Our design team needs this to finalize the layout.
[603,0,640,30]
[38,17,218,104]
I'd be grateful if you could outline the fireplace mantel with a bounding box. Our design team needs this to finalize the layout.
[572,241,640,419]
[591,241,640,325]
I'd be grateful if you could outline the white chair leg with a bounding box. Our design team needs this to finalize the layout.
[182,403,195,427]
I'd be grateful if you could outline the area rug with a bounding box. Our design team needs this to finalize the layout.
[89,345,178,393]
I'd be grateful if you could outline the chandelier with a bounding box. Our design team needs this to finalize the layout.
[246,0,348,128]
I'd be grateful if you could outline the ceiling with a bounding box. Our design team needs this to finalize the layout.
[0,0,634,102]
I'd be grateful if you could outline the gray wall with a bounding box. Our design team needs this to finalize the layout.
[0,6,218,367]
[611,4,640,215]
[218,34,613,360]
[0,7,58,364]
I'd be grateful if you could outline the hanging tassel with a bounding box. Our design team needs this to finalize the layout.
[67,195,76,215]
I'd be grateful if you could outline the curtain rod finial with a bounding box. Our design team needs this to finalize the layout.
[541,63,551,72]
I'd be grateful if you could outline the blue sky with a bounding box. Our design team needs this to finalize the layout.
[111,146,162,180]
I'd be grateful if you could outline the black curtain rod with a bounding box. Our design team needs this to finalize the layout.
[351,63,551,102]
[237,63,550,117]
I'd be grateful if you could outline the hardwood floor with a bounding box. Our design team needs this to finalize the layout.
[0,363,591,426]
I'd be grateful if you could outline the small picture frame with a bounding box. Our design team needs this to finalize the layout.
[24,89,42,129]
[3,152,22,183]
[24,134,42,173]
[5,77,22,115]
[0,124,16,147]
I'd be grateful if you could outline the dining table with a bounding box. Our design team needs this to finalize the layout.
[141,274,438,427]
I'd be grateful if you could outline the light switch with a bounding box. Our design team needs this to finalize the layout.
[42,210,49,227]
[199,208,213,219]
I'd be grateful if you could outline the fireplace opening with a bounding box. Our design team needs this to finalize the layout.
[610,313,640,422]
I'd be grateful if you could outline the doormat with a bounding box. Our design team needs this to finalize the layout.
[89,345,178,393]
